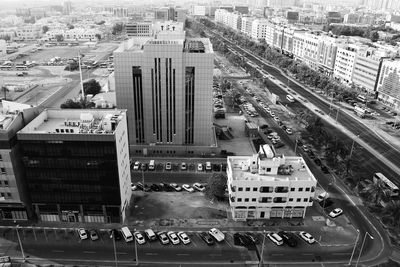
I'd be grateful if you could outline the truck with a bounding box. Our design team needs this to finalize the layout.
[354,106,366,118]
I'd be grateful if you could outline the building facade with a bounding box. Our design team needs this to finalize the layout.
[376,59,400,111]
[227,145,317,221]
[114,34,216,156]
[126,22,153,37]
[17,109,131,223]
[251,19,269,40]
[333,44,359,84]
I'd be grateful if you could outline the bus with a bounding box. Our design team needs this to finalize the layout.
[373,172,399,197]
[286,95,295,103]
[120,227,133,242]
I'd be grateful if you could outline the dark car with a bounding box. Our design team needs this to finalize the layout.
[199,232,215,246]
[151,184,161,191]
[282,125,287,130]
[221,164,227,172]
[296,139,303,146]
[136,182,144,191]
[234,233,252,247]
[109,229,122,241]
[278,231,297,247]
[143,184,151,192]
[274,142,285,149]
[244,232,259,244]
[314,158,322,166]
[141,163,148,171]
[260,124,269,129]
[308,150,316,159]
[321,165,330,174]
[213,164,221,172]
[163,184,174,192]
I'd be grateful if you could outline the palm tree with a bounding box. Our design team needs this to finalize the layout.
[361,179,392,206]
[382,200,400,229]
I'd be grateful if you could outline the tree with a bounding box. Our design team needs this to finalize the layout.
[369,31,379,42]
[1,86,9,100]
[382,200,400,229]
[112,23,124,35]
[55,34,64,42]
[95,33,101,40]
[205,173,227,200]
[60,98,95,109]
[66,23,74,29]
[42,25,49,34]
[83,79,101,95]
[361,179,392,206]
[64,61,79,71]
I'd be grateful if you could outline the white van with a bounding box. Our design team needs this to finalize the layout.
[144,229,157,241]
[121,227,133,242]
[149,160,155,171]
[267,233,283,246]
[206,162,212,171]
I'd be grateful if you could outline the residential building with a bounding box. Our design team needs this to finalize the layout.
[126,21,153,37]
[63,1,72,15]
[17,109,131,223]
[265,22,275,47]
[114,33,216,156]
[175,8,187,22]
[113,7,128,17]
[334,44,360,84]
[15,26,42,40]
[343,13,361,24]
[0,101,42,221]
[376,59,400,111]
[234,6,249,15]
[352,48,391,94]
[227,145,317,221]
[317,34,348,75]
[155,8,169,20]
[293,32,320,70]
[241,16,254,37]
[251,19,269,40]
[0,40,6,56]
[191,5,206,16]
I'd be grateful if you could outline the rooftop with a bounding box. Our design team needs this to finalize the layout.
[19,109,126,135]
[0,101,33,131]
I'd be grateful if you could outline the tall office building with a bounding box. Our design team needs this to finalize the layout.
[17,109,131,223]
[114,33,215,156]
[63,1,72,15]
[0,101,42,221]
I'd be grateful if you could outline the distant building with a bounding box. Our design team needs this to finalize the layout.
[326,11,342,24]
[175,8,187,22]
[343,13,361,24]
[15,25,42,40]
[376,59,400,111]
[17,109,131,223]
[191,5,206,16]
[126,21,153,37]
[155,7,169,20]
[219,6,234,12]
[0,40,6,56]
[241,16,254,36]
[286,11,299,22]
[227,145,317,221]
[333,44,360,84]
[63,1,72,15]
[251,19,269,40]
[234,6,249,15]
[267,0,296,8]
[16,8,30,17]
[113,7,128,17]
[0,101,42,221]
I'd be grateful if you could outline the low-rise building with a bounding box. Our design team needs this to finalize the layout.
[227,145,317,221]
[15,25,42,40]
[241,16,254,37]
[191,5,206,16]
[126,21,153,37]
[17,109,131,223]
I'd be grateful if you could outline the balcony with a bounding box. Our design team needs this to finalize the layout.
[260,186,273,193]
[273,197,287,203]
[258,197,272,203]
[275,186,289,193]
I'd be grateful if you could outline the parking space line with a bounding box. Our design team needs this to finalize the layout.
[302,253,314,256]
[52,250,64,253]
[116,252,127,255]
[145,252,158,256]
[83,251,96,254]
[177,253,190,256]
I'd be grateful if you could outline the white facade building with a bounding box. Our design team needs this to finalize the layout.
[0,40,6,56]
[333,44,360,84]
[15,26,42,40]
[227,145,317,221]
[241,17,254,36]
[376,59,400,111]
[192,5,206,16]
[251,19,269,40]
[126,21,153,37]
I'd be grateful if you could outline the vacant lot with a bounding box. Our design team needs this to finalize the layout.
[127,191,228,221]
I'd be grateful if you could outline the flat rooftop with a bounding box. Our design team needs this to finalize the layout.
[0,101,33,131]
[228,156,316,181]
[19,109,126,135]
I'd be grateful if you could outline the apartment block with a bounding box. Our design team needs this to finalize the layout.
[0,40,6,57]
[376,59,400,111]
[126,21,153,37]
[114,33,216,156]
[0,101,42,221]
[215,9,241,31]
[333,44,360,84]
[317,35,348,75]
[251,19,269,40]
[191,5,206,16]
[17,109,131,223]
[15,26,42,40]
[293,32,320,70]
[241,17,254,37]
[227,145,317,221]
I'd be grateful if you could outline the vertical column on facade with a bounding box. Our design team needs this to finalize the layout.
[102,205,107,223]
[79,205,84,223]
[34,204,40,221]
[56,204,61,221]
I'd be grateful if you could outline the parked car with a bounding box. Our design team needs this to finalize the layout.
[134,231,146,245]
[78,228,88,240]
[136,182,144,191]
[165,162,172,170]
[267,233,283,246]
[89,229,99,241]
[181,162,187,170]
[278,231,297,247]
[170,183,182,192]
[234,233,252,246]
[167,231,180,245]
[321,165,330,174]
[144,229,157,241]
[193,183,205,192]
[141,163,147,171]
[299,231,315,244]
[316,192,329,203]
[302,145,309,152]
[314,158,322,166]
[329,208,343,218]
[244,232,259,244]
[182,184,194,192]
[150,184,161,192]
[108,229,122,240]
[199,232,215,246]
[133,161,140,170]
[209,228,225,242]
[157,231,170,245]
[286,128,293,135]
[197,163,203,171]
[177,231,191,244]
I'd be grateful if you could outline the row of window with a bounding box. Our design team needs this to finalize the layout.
[235,186,314,193]
[0,180,9,186]
[235,197,312,203]
[0,192,12,198]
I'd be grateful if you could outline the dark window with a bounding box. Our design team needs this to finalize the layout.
[4,181,8,186]
[304,198,308,202]
[245,198,249,202]
[298,188,303,192]
[245,187,250,191]
[289,198,293,201]
[252,198,256,202]
[305,187,310,192]
[0,167,5,174]
[238,187,243,191]
[266,167,271,172]
[237,198,242,202]
[290,188,295,191]
[260,186,273,193]
[296,198,301,202]
[253,187,257,191]
[184,67,195,144]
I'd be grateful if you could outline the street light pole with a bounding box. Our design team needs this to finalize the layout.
[134,228,138,266]
[355,232,374,267]
[335,108,339,123]
[348,229,360,265]
[349,135,359,159]
[112,231,118,267]
[15,225,26,262]
[259,230,266,267]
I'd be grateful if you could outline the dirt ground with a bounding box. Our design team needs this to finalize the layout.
[128,191,229,221]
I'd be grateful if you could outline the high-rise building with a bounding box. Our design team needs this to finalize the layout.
[376,59,400,111]
[227,145,317,221]
[17,109,131,223]
[0,101,42,221]
[63,1,72,15]
[155,7,169,20]
[114,33,216,156]
[251,19,269,40]
[333,44,360,84]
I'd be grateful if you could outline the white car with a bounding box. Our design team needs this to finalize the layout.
[167,231,180,245]
[182,184,194,192]
[181,162,187,170]
[165,162,172,170]
[270,111,275,116]
[193,183,205,192]
[170,183,182,192]
[131,183,137,191]
[302,145,309,152]
[329,208,343,218]
[316,192,328,202]
[299,231,315,244]
[273,116,280,122]
[157,232,169,245]
[197,163,203,171]
[267,233,283,246]
[78,228,88,240]
[133,161,140,170]
[286,128,293,135]
[134,231,146,245]
[209,228,225,242]
[177,231,191,244]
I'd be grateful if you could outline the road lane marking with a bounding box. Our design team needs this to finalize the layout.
[116,252,127,255]
[177,253,190,256]
[83,251,96,254]
[145,252,158,256]
[333,252,350,255]
[209,254,222,256]
[302,253,314,256]
[271,253,284,256]
[52,250,64,253]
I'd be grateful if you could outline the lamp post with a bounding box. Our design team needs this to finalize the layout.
[259,230,266,267]
[348,229,360,265]
[355,232,374,267]
[349,135,360,159]
[15,225,26,262]
[111,230,118,267]
[134,228,138,266]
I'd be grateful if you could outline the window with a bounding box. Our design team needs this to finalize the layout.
[245,198,249,202]
[0,168,5,174]
[237,198,242,202]
[267,168,271,172]
[298,187,303,192]
[305,187,310,191]
[304,198,308,202]
[252,198,256,202]
[246,187,250,191]
[4,181,8,187]
[0,193,4,197]
[290,188,295,192]
[289,198,293,202]
[296,198,301,202]
[7,193,11,198]
[0,154,2,161]
[253,187,257,191]
[238,187,243,191]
